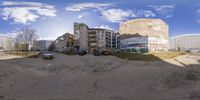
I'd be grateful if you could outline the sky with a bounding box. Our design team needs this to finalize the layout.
[0,0,200,40]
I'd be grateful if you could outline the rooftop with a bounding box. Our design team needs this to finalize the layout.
[170,34,200,39]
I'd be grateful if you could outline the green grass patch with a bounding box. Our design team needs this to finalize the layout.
[113,51,186,61]
[4,51,39,57]
[152,51,186,60]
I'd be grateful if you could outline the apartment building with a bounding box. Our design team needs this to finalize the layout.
[74,23,120,53]
[74,23,89,51]
[0,34,13,51]
[34,40,53,51]
[54,33,74,52]
[119,18,169,52]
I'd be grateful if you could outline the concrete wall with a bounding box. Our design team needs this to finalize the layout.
[169,34,200,51]
[148,37,168,51]
[74,23,89,51]
[119,18,169,40]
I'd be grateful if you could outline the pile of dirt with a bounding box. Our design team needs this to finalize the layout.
[163,69,200,88]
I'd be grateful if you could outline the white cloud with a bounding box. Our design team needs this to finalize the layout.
[136,10,156,17]
[65,2,112,11]
[1,1,55,9]
[0,1,56,24]
[196,19,200,24]
[2,1,41,6]
[101,9,156,23]
[149,5,175,18]
[197,9,200,16]
[65,2,156,23]
[198,9,200,13]
[100,9,134,23]
[94,25,114,30]
[1,7,39,24]
[36,8,56,16]
[77,15,83,19]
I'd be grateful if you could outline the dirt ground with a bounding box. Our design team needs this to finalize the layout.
[0,53,200,100]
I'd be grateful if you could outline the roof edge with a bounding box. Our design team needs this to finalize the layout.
[0,34,13,38]
[170,34,200,39]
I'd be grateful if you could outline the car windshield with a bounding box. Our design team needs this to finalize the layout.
[43,51,51,54]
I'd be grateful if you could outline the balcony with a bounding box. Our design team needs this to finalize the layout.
[89,43,97,47]
[88,35,96,38]
[88,38,96,42]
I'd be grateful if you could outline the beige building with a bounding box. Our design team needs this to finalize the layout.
[54,33,74,52]
[119,18,169,52]
[74,23,120,53]
[74,23,89,51]
[0,34,13,51]
[119,18,169,39]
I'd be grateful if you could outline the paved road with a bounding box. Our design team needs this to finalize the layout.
[0,53,200,100]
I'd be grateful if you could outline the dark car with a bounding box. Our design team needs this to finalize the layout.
[101,50,110,55]
[78,50,87,56]
[93,49,101,56]
[41,51,54,59]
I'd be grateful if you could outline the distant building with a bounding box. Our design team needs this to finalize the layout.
[34,40,53,51]
[119,18,169,52]
[74,23,120,53]
[169,34,200,51]
[54,33,74,52]
[0,34,13,51]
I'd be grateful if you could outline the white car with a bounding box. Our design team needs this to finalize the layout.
[41,51,54,59]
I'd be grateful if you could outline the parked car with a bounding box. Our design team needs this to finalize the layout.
[101,50,110,55]
[41,51,54,59]
[78,50,87,56]
[94,49,101,56]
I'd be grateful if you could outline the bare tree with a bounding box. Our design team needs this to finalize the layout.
[14,32,22,53]
[15,26,38,51]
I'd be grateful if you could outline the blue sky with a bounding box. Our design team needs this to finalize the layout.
[0,0,200,40]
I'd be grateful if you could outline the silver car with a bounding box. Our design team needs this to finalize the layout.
[42,51,54,59]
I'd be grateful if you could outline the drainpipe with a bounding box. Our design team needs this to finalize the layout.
[100,31,101,48]
[116,35,119,49]
[111,32,113,48]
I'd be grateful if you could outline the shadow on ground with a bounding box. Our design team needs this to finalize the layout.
[0,53,200,100]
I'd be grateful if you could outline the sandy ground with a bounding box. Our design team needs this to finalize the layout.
[0,53,200,100]
[0,54,22,60]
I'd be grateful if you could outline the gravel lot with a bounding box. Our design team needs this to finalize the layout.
[0,53,200,100]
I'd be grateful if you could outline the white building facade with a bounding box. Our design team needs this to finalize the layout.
[169,34,200,51]
[34,40,53,51]
[0,34,13,51]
